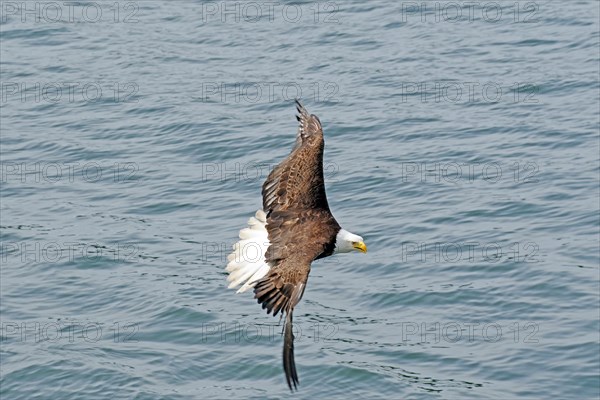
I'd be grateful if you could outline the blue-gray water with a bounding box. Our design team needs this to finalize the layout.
[1,1,599,399]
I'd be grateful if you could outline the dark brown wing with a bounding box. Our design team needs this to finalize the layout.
[255,101,340,391]
[254,209,339,317]
[253,244,311,391]
[258,101,338,312]
[253,210,339,391]
[283,311,297,390]
[262,100,330,215]
[254,256,308,391]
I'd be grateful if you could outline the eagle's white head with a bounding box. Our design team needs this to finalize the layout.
[334,228,367,254]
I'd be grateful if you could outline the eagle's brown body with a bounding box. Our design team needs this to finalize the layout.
[254,101,341,390]
[226,100,365,391]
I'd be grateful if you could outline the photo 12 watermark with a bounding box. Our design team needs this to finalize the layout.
[1,162,138,184]
[200,321,339,343]
[1,321,139,343]
[397,161,539,184]
[202,241,341,266]
[1,82,139,104]
[198,161,339,184]
[199,2,340,24]
[400,2,539,23]
[0,2,140,24]
[200,81,339,104]
[400,241,540,263]
[399,82,539,104]
[400,321,540,344]
[0,241,139,264]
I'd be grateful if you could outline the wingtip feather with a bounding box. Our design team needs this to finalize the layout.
[283,311,299,391]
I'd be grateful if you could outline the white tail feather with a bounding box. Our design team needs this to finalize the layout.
[226,210,271,293]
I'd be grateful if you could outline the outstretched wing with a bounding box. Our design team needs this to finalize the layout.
[262,100,330,215]
[253,210,339,390]
[254,253,309,391]
[255,101,340,391]
[257,102,339,315]
[254,253,311,317]
[254,209,338,317]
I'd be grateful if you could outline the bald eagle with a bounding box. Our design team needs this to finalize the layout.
[225,100,367,390]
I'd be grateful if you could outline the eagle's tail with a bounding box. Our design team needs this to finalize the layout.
[283,311,299,391]
[226,210,271,293]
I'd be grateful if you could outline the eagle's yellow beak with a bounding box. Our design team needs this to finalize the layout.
[353,241,367,253]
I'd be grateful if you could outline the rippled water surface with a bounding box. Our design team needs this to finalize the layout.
[1,1,599,399]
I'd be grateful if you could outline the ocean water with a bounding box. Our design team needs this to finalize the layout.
[1,1,599,399]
